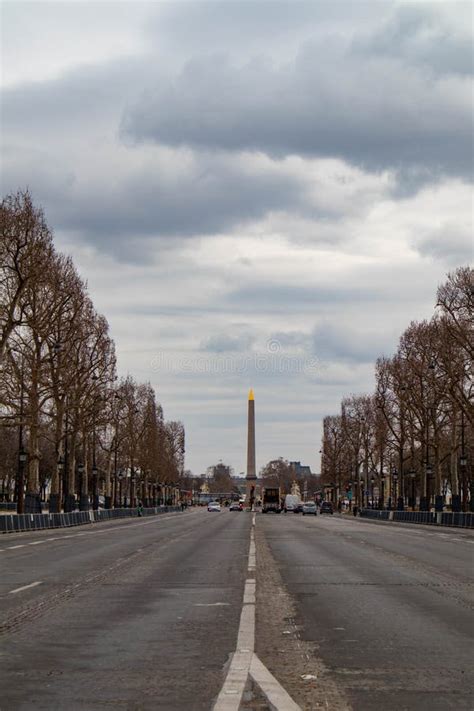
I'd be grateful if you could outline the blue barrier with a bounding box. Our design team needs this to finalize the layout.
[0,506,181,534]
[360,509,473,528]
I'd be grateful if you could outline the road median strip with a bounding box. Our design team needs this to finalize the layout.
[213,513,301,711]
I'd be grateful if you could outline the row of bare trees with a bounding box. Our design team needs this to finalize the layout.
[320,267,473,512]
[1,190,185,512]
[260,458,319,497]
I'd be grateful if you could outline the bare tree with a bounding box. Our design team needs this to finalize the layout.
[0,190,54,364]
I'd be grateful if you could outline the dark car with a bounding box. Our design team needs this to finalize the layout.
[302,501,317,515]
[320,501,334,514]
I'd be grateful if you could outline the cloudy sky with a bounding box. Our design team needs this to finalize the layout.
[1,0,472,476]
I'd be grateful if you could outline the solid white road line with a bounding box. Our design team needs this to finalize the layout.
[213,581,255,711]
[249,655,301,711]
[213,520,301,711]
[9,581,42,595]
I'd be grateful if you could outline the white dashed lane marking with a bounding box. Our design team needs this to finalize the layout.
[9,581,42,595]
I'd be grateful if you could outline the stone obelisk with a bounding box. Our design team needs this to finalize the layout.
[246,388,257,509]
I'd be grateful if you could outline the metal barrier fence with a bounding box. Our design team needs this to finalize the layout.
[360,508,474,528]
[358,510,390,521]
[0,506,181,534]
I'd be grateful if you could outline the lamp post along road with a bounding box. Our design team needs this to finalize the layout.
[409,469,416,510]
[16,357,26,514]
[426,463,433,511]
[49,342,63,514]
[79,463,88,511]
[50,456,63,513]
[392,470,398,510]
[16,449,27,514]
[459,409,469,512]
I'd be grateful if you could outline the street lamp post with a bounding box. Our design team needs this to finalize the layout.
[16,448,27,514]
[92,463,99,510]
[113,438,119,509]
[112,391,122,509]
[130,467,136,509]
[62,404,76,513]
[78,463,88,511]
[458,408,468,512]
[387,469,395,510]
[16,355,26,514]
[425,463,433,511]
[50,456,63,513]
[392,470,398,509]
[117,471,125,507]
[380,474,385,509]
[370,476,375,508]
[409,469,416,510]
[459,453,468,512]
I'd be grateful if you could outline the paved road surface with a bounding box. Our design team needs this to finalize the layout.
[258,513,474,710]
[0,510,251,710]
[1,510,473,710]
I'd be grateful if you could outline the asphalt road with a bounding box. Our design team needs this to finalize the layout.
[0,509,252,710]
[258,512,474,711]
[1,511,473,711]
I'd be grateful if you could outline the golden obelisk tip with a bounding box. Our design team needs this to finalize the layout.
[248,388,254,401]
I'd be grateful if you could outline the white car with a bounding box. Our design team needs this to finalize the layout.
[207,501,221,512]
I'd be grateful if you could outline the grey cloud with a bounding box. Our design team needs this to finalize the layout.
[312,322,396,365]
[67,164,301,242]
[1,145,304,258]
[201,332,255,353]
[270,331,311,349]
[415,224,473,266]
[226,283,393,314]
[122,35,472,179]
[1,59,144,135]
[355,4,473,77]
[152,1,388,56]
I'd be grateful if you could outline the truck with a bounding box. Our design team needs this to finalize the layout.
[261,487,281,513]
[284,493,301,513]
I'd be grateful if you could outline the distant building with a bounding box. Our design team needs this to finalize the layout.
[289,461,312,478]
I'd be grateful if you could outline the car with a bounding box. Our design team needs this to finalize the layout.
[320,501,334,514]
[207,501,221,512]
[302,501,317,515]
[229,502,242,511]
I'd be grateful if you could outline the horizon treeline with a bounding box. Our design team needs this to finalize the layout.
[320,265,473,511]
[0,189,185,511]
